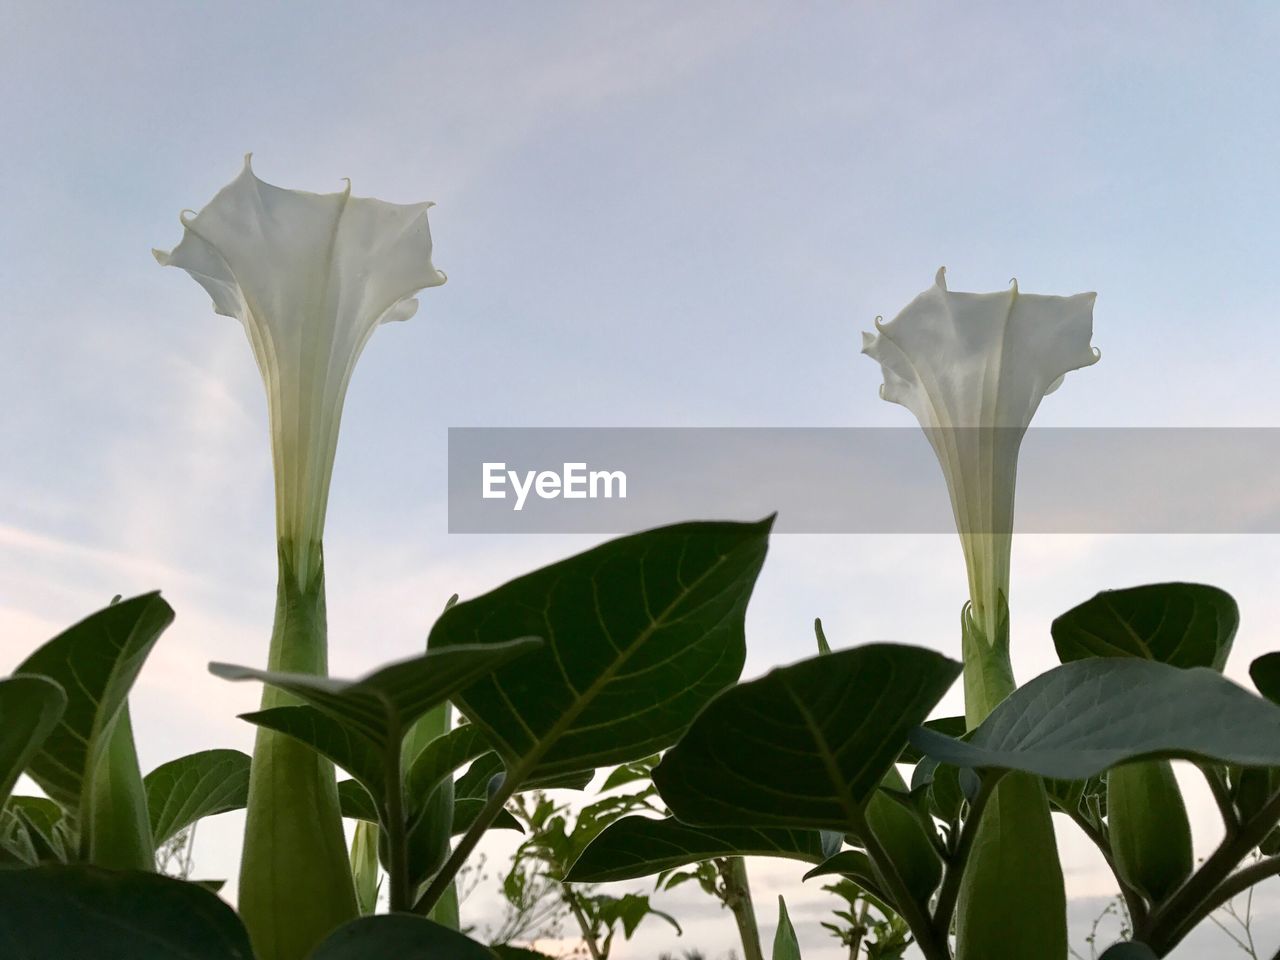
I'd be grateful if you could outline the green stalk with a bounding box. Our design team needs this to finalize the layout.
[954,605,1067,960]
[238,542,357,960]
[84,703,154,870]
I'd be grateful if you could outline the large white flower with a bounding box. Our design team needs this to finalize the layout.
[861,267,1098,651]
[155,155,446,585]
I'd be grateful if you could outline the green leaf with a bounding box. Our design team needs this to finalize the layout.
[216,640,540,823]
[15,594,173,818]
[243,705,383,795]
[5,795,69,862]
[428,519,773,783]
[337,780,379,822]
[213,641,541,762]
[452,798,521,835]
[898,715,965,765]
[652,644,961,832]
[0,675,65,804]
[564,815,827,882]
[406,723,490,805]
[1052,583,1237,670]
[913,658,1280,779]
[144,750,251,847]
[0,864,253,959]
[1250,652,1280,703]
[772,896,802,960]
[309,914,497,959]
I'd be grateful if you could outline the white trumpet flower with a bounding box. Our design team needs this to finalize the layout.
[862,268,1098,714]
[156,157,446,960]
[155,155,446,586]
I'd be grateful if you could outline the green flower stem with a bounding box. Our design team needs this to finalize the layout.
[238,542,357,960]
[84,703,154,870]
[955,605,1067,960]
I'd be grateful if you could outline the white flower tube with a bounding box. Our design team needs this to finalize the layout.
[862,268,1098,960]
[862,267,1098,717]
[156,157,446,960]
[156,154,446,587]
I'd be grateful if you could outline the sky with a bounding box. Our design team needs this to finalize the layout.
[4,1,1280,956]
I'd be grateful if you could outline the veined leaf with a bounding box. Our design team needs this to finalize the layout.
[309,914,497,959]
[428,519,773,783]
[653,644,961,833]
[213,640,541,760]
[913,658,1280,779]
[15,594,173,819]
[0,865,253,959]
[0,675,65,803]
[1052,583,1237,670]
[215,640,540,824]
[144,749,251,847]
[564,815,827,882]
[406,723,490,804]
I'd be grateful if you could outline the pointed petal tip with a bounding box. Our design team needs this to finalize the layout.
[860,330,878,354]
[935,266,947,289]
[151,247,170,266]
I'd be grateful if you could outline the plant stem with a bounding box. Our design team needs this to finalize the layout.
[853,808,952,960]
[718,857,765,960]
[1062,806,1147,928]
[1201,764,1240,837]
[414,766,518,914]
[564,887,605,960]
[238,543,357,960]
[931,774,997,938]
[1142,788,1280,955]
[385,722,410,913]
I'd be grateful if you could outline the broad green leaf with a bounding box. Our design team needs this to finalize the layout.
[336,783,520,835]
[453,798,521,835]
[213,640,541,759]
[242,705,383,794]
[454,753,592,801]
[802,851,894,905]
[0,864,253,959]
[144,749,251,847]
[564,815,827,882]
[1052,583,1237,670]
[15,594,173,817]
[0,675,65,804]
[1250,652,1280,703]
[913,658,1280,779]
[652,644,961,832]
[309,914,497,959]
[406,723,489,804]
[429,519,772,783]
[898,715,965,765]
[772,896,802,960]
[337,780,380,822]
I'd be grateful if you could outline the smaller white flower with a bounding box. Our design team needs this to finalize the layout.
[861,268,1099,646]
[155,156,446,585]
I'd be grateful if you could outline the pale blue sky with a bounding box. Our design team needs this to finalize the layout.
[4,2,1280,956]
